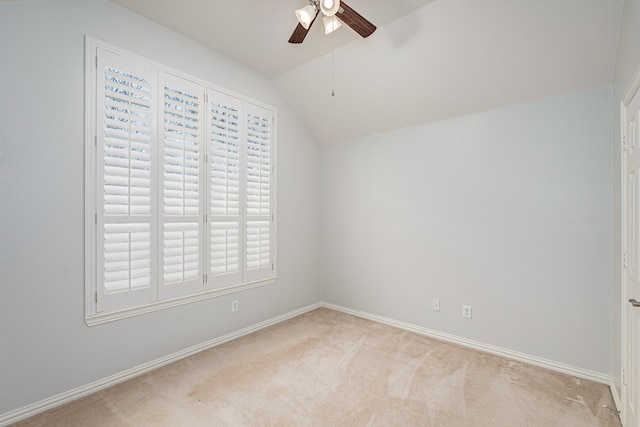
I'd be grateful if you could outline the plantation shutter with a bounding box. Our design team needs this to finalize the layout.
[158,72,204,299]
[207,90,243,288]
[244,103,274,282]
[96,48,157,312]
[89,40,277,320]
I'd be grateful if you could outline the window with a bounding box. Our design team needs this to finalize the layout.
[85,38,276,324]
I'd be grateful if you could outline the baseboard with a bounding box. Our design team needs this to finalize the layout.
[610,378,622,415]
[321,302,611,385]
[0,302,322,427]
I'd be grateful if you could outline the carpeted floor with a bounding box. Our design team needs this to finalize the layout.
[13,308,621,426]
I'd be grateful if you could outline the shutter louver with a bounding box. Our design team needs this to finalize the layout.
[246,220,270,270]
[159,73,204,299]
[96,49,156,312]
[103,67,152,217]
[210,225,239,275]
[245,104,273,280]
[208,90,243,288]
[163,86,200,217]
[104,223,151,292]
[163,222,200,283]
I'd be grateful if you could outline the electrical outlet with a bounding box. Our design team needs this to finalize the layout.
[432,299,440,311]
[462,305,472,319]
[231,299,239,312]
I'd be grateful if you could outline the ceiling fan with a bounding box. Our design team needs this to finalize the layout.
[289,0,376,44]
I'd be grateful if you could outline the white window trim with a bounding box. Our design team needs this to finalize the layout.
[84,36,277,326]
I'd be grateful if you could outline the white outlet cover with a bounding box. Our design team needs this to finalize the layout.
[462,305,472,319]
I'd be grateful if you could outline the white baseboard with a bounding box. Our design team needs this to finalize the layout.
[321,302,611,385]
[610,379,622,415]
[0,303,321,427]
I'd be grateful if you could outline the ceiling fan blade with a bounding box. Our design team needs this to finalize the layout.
[337,1,376,38]
[288,11,319,44]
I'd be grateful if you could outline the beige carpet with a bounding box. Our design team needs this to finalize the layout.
[14,308,621,426]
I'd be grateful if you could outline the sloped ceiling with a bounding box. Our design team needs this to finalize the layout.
[109,0,623,144]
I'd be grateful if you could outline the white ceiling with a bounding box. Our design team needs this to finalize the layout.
[109,0,623,145]
[109,0,435,77]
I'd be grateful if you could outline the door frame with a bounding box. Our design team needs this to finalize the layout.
[621,64,640,427]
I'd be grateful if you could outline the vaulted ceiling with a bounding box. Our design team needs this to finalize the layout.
[109,0,623,144]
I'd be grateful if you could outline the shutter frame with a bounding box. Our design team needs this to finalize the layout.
[95,48,158,313]
[158,71,205,300]
[243,103,274,283]
[207,89,244,289]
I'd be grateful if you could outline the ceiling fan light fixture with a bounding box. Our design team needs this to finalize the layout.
[288,0,376,44]
[320,0,340,17]
[295,4,317,30]
[323,15,342,34]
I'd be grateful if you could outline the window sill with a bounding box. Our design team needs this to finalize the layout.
[85,277,276,326]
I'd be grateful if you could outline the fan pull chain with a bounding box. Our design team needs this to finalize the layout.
[331,48,335,97]
[320,20,335,97]
[319,17,325,58]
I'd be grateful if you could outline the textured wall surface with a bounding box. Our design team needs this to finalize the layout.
[322,87,613,375]
[0,0,321,415]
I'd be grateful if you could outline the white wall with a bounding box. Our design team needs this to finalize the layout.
[0,0,320,415]
[612,0,640,400]
[322,87,613,374]
[0,0,620,418]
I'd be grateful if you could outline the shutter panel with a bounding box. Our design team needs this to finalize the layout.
[96,48,157,312]
[244,103,274,282]
[158,72,204,299]
[207,90,243,288]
